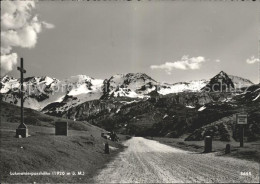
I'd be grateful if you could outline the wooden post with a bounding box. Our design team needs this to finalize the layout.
[16,58,28,138]
[105,142,110,154]
[240,125,244,147]
[225,144,231,154]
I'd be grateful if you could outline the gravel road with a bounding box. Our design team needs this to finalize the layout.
[93,137,259,183]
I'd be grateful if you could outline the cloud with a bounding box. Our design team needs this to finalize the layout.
[150,55,206,74]
[0,53,18,73]
[1,0,54,74]
[215,59,221,62]
[42,21,55,29]
[246,56,259,64]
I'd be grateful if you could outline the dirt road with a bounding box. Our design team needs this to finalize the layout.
[92,137,259,183]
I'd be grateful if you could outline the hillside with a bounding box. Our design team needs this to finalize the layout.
[185,84,260,141]
[41,83,260,142]
[228,75,254,88]
[0,102,124,183]
[0,101,103,131]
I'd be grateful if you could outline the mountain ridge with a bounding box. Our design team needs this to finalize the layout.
[0,71,255,112]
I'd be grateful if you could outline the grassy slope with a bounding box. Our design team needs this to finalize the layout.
[0,102,124,183]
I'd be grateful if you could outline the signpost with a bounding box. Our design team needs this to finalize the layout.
[16,58,28,138]
[236,113,248,147]
[236,114,248,125]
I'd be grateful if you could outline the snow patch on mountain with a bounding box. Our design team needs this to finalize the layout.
[43,75,104,111]
[163,114,168,119]
[121,100,139,105]
[44,76,54,86]
[252,93,260,101]
[158,80,207,95]
[198,106,206,111]
[0,76,19,93]
[186,105,195,108]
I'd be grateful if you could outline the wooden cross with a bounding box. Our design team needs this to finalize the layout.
[17,58,27,128]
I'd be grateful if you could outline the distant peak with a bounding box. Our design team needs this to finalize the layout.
[110,73,156,81]
[1,74,10,80]
[218,71,228,76]
[1,75,14,82]
[126,72,148,76]
[213,71,231,80]
[65,75,94,82]
[201,71,235,92]
[71,74,92,78]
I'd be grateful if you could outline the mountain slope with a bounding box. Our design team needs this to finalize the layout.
[202,71,235,92]
[228,75,254,88]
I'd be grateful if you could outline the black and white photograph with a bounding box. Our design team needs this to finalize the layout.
[0,0,260,183]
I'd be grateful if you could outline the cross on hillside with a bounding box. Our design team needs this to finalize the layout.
[16,58,28,138]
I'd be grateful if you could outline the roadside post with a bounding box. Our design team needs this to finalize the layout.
[236,113,248,147]
[225,144,231,154]
[204,136,212,153]
[105,142,110,154]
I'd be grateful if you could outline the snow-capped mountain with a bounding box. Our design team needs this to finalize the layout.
[53,75,104,111]
[201,71,254,92]
[201,71,235,92]
[103,73,158,99]
[0,75,104,110]
[41,73,208,114]
[0,72,255,112]
[103,73,208,98]
[63,75,103,102]
[1,75,61,110]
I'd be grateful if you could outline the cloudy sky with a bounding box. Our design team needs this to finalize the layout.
[1,0,260,83]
